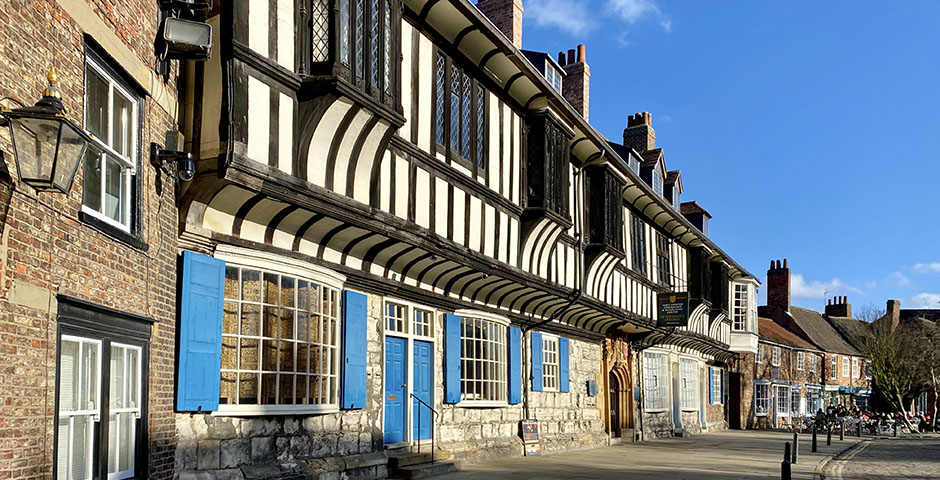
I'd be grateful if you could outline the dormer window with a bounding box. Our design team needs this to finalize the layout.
[672,188,680,210]
[629,154,640,174]
[652,169,663,198]
[545,65,563,93]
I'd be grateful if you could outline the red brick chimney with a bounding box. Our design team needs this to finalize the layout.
[824,296,852,318]
[557,44,590,120]
[767,259,791,312]
[885,299,901,331]
[623,111,655,152]
[477,0,524,49]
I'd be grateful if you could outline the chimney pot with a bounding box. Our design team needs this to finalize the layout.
[767,257,792,312]
[558,52,566,66]
[562,45,590,120]
[783,258,788,268]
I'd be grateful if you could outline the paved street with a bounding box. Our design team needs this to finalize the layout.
[822,436,940,480]
[436,430,860,479]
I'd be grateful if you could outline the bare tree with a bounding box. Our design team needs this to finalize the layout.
[863,321,920,431]
[908,318,940,431]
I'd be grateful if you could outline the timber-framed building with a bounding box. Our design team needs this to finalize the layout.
[171,0,758,477]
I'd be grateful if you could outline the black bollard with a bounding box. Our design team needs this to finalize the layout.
[827,424,832,446]
[792,431,799,464]
[894,422,898,437]
[840,420,844,441]
[781,442,792,480]
[812,425,818,452]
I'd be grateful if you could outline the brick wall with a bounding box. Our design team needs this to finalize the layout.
[0,0,179,478]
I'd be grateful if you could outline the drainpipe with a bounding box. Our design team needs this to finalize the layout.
[521,164,585,420]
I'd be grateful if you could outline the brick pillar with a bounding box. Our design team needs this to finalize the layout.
[623,111,655,152]
[767,259,791,312]
[476,0,524,49]
[559,44,590,120]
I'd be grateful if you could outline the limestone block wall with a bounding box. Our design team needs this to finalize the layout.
[174,292,388,480]
[436,334,607,464]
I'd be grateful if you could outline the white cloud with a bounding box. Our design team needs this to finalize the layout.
[605,0,672,31]
[908,293,940,308]
[525,0,598,36]
[790,273,862,299]
[886,271,913,288]
[912,262,940,274]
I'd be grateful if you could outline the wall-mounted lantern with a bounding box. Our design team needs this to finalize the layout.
[0,68,95,193]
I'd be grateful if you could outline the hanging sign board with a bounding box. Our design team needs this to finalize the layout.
[657,292,689,327]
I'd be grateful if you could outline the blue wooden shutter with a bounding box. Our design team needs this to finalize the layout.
[531,332,543,392]
[177,251,225,412]
[559,337,570,393]
[708,367,715,404]
[508,326,522,404]
[444,314,461,403]
[342,290,367,409]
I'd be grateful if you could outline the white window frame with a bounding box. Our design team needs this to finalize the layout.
[711,367,722,404]
[754,382,770,416]
[851,358,859,378]
[842,357,850,378]
[679,358,698,411]
[756,344,763,364]
[732,283,748,331]
[797,351,805,371]
[643,352,668,412]
[790,387,801,416]
[384,299,435,340]
[82,56,138,232]
[456,310,508,407]
[809,354,817,374]
[831,355,838,380]
[774,384,790,416]
[541,334,560,392]
[213,246,346,416]
[57,335,103,480]
[107,343,142,480]
[771,346,780,367]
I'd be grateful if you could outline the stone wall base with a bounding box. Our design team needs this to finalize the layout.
[177,452,387,480]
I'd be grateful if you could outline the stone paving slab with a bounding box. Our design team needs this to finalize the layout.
[821,436,940,480]
[435,430,862,479]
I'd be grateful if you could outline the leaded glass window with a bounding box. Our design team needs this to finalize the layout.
[330,0,397,99]
[679,359,698,410]
[631,214,647,274]
[656,233,671,287]
[383,0,391,93]
[643,352,667,410]
[369,0,379,88]
[434,50,488,171]
[312,0,330,63]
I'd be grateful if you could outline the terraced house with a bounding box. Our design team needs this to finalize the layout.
[166,0,760,477]
[0,0,181,478]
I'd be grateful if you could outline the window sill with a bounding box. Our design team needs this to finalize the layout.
[456,401,509,409]
[212,405,340,416]
[755,413,768,417]
[79,211,148,252]
[644,408,668,413]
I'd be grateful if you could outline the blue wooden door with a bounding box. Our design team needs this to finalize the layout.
[412,340,433,440]
[384,337,406,443]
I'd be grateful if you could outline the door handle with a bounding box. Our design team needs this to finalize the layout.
[402,384,406,388]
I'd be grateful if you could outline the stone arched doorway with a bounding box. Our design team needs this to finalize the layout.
[608,364,633,438]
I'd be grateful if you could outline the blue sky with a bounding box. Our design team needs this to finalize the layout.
[518,0,940,312]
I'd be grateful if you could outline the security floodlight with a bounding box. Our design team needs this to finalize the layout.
[159,17,212,60]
